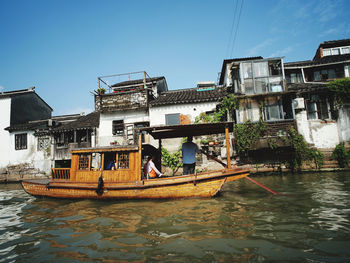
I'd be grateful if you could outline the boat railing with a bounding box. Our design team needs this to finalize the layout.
[51,168,71,180]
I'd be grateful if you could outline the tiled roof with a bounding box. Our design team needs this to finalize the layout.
[284,54,350,68]
[0,87,53,111]
[111,77,165,88]
[318,38,350,49]
[150,86,227,106]
[5,120,49,132]
[287,83,328,93]
[219,57,263,85]
[6,112,100,133]
[0,88,34,98]
[52,111,100,132]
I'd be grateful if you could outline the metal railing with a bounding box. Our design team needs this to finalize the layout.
[51,168,70,180]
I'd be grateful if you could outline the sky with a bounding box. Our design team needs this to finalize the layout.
[1,0,349,116]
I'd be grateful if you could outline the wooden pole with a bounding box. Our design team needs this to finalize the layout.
[225,127,231,169]
[138,133,142,180]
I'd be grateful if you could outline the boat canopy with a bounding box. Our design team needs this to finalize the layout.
[71,145,138,154]
[139,122,234,139]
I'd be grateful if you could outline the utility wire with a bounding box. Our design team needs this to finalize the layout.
[225,0,239,58]
[230,0,244,58]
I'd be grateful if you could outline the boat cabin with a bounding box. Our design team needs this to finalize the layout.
[51,145,141,183]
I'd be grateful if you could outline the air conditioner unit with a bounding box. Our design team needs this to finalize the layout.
[293,98,305,109]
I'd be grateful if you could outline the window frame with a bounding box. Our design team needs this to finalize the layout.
[112,120,124,136]
[165,113,180,125]
[15,133,27,150]
[306,95,330,120]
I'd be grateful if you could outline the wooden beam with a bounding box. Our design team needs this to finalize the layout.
[225,127,231,169]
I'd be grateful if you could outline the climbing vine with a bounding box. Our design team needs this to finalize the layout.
[233,120,266,157]
[284,128,324,172]
[327,78,350,107]
[195,94,238,123]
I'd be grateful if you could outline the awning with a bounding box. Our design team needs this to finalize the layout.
[139,122,234,139]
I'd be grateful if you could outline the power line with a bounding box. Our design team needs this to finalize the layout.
[230,0,244,58]
[225,0,239,58]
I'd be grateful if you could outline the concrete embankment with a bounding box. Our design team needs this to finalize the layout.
[0,163,49,183]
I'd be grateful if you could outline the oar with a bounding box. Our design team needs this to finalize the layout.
[245,176,281,195]
[200,149,227,168]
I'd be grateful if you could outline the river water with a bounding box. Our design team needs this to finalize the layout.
[0,172,349,263]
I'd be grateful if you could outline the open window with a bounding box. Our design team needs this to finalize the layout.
[306,94,330,120]
[113,120,124,135]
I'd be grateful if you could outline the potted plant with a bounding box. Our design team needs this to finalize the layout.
[97,87,106,94]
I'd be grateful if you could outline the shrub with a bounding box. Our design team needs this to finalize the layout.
[331,143,349,168]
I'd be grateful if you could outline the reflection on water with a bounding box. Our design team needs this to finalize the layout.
[1,172,350,262]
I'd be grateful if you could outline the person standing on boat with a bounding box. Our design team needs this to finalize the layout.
[182,136,199,175]
[145,156,163,179]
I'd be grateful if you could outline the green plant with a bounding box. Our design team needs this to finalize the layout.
[161,147,182,175]
[233,120,266,156]
[161,138,188,175]
[97,87,106,94]
[195,94,238,124]
[310,149,324,170]
[327,78,350,107]
[331,143,349,168]
[285,128,324,172]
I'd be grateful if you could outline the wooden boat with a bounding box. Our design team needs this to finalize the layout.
[22,122,249,199]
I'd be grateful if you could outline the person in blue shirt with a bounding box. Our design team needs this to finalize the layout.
[106,160,116,170]
[181,136,200,175]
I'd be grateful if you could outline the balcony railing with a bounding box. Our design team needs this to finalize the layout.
[51,168,70,180]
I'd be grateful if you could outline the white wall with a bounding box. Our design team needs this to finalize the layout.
[8,131,52,174]
[149,102,219,152]
[98,110,149,146]
[0,98,11,168]
[296,110,340,149]
[338,105,350,142]
[149,102,218,126]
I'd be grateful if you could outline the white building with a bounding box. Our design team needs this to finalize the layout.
[0,88,53,174]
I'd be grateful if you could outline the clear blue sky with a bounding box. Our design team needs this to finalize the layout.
[1,0,349,116]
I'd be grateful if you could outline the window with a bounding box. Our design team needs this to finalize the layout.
[15,133,27,150]
[78,154,90,170]
[345,65,350,78]
[323,49,331,56]
[112,120,124,135]
[253,62,268,78]
[264,100,284,121]
[289,73,303,84]
[118,153,129,169]
[241,60,283,95]
[313,69,336,81]
[38,137,50,150]
[165,113,180,125]
[306,95,330,120]
[242,63,253,78]
[342,47,350,54]
[332,48,340,55]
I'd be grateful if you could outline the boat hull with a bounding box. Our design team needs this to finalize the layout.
[21,169,249,200]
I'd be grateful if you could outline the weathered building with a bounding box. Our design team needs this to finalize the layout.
[218,56,296,144]
[95,75,168,146]
[0,88,53,173]
[284,38,350,148]
[51,112,100,168]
